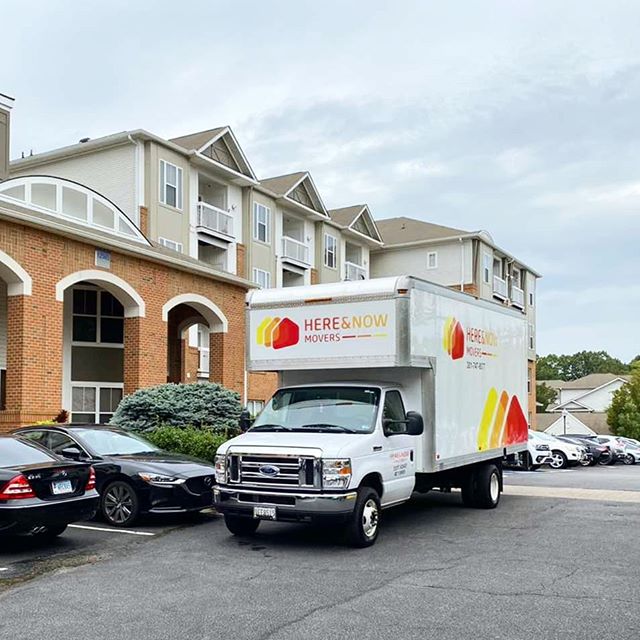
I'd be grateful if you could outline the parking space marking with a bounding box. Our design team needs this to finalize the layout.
[69,524,155,536]
[0,568,8,572]
[505,485,640,503]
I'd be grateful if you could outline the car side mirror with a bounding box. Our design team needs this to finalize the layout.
[60,446,84,461]
[239,409,254,433]
[406,412,424,436]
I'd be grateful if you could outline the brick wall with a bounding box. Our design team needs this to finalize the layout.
[247,371,278,405]
[236,243,246,279]
[0,219,247,430]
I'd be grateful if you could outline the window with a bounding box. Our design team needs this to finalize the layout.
[72,288,124,345]
[158,237,184,253]
[253,268,271,289]
[324,234,337,269]
[72,385,123,423]
[253,203,271,243]
[427,251,438,270]
[383,390,407,434]
[159,160,183,209]
[529,291,534,307]
[483,253,492,284]
[247,400,264,418]
[512,268,521,288]
[528,323,534,350]
[527,368,531,393]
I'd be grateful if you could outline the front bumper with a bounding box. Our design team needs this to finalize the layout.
[138,477,215,514]
[214,486,357,523]
[533,452,553,465]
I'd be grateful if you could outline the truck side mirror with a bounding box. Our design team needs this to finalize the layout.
[239,409,254,432]
[406,412,424,436]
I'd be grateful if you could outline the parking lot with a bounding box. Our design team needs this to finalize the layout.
[1,465,639,640]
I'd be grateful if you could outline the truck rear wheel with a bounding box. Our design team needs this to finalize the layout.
[346,487,381,548]
[224,514,260,537]
[461,463,501,509]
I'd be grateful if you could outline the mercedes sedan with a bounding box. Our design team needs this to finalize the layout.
[14,425,217,528]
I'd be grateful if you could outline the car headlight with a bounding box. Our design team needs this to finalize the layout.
[215,454,227,484]
[322,459,352,489]
[138,473,186,486]
[534,445,547,451]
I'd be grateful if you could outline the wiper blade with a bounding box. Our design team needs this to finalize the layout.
[300,424,358,434]
[249,424,292,432]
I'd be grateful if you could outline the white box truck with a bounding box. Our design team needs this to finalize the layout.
[214,276,528,546]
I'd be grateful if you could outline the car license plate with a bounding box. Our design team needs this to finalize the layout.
[52,480,73,495]
[253,506,276,520]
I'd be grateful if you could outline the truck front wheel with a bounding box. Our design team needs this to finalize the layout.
[224,514,260,537]
[346,487,381,548]
[461,463,501,509]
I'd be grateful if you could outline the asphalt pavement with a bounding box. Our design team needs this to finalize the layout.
[2,468,640,640]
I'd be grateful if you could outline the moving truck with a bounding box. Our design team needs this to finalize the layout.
[214,276,528,546]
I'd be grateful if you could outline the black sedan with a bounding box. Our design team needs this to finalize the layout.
[13,425,216,527]
[555,435,605,466]
[0,435,98,539]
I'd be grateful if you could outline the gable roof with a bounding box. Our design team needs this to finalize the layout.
[169,127,227,152]
[259,172,307,197]
[536,412,612,435]
[329,205,383,245]
[561,373,630,390]
[375,216,468,245]
[538,380,566,390]
[258,172,328,218]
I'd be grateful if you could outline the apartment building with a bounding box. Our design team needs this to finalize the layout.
[0,98,251,429]
[370,216,540,427]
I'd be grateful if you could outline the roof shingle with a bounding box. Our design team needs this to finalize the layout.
[375,216,468,245]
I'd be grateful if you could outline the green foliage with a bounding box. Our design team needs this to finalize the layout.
[537,351,629,382]
[536,383,558,412]
[608,365,640,440]
[110,383,242,433]
[145,426,232,463]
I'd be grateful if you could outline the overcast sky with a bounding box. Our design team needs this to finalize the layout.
[3,1,639,361]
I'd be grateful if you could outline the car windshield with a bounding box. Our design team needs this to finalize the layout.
[251,386,381,434]
[0,438,56,467]
[73,429,159,455]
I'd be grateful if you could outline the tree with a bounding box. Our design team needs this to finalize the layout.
[608,364,640,440]
[536,383,558,413]
[537,351,629,382]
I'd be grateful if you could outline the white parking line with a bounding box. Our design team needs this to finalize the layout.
[69,524,155,536]
[0,567,8,572]
[504,485,640,503]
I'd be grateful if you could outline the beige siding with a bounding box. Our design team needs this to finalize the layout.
[315,222,341,283]
[246,191,277,284]
[0,280,6,369]
[0,110,9,181]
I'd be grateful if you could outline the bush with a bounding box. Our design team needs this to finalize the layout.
[110,382,242,433]
[144,426,232,463]
[608,364,640,440]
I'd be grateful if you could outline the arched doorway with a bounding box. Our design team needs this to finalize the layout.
[56,271,144,423]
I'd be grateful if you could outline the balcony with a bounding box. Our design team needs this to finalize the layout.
[345,261,367,281]
[493,275,507,299]
[511,285,525,309]
[282,236,310,265]
[197,202,234,240]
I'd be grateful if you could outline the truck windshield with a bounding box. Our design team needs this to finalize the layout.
[251,386,380,434]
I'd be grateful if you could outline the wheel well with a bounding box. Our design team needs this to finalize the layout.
[98,473,135,494]
[359,473,383,498]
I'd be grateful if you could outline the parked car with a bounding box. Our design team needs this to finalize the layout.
[13,425,216,527]
[529,431,587,469]
[0,434,98,539]
[593,436,628,464]
[568,434,618,465]
[611,437,640,465]
[555,435,605,466]
[521,430,554,469]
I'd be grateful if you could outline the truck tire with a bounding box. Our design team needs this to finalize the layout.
[346,487,381,548]
[461,464,501,509]
[224,514,260,537]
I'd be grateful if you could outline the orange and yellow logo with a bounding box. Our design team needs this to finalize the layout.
[443,316,465,360]
[476,388,527,451]
[256,317,300,350]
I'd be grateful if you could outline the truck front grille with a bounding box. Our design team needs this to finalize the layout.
[228,454,318,489]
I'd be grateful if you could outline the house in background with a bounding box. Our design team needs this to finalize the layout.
[370,216,540,427]
[537,373,630,435]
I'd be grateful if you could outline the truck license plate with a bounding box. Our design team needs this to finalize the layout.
[52,480,73,495]
[253,506,276,520]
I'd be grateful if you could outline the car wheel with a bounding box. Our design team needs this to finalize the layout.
[589,458,598,466]
[101,480,139,527]
[598,451,612,465]
[623,453,636,466]
[461,463,501,509]
[579,457,591,467]
[224,514,260,537]
[346,487,381,547]
[549,450,568,469]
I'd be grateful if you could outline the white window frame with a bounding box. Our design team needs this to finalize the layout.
[253,268,271,289]
[247,399,265,418]
[158,237,184,253]
[482,253,492,284]
[324,233,337,269]
[427,251,438,270]
[253,203,271,244]
[528,323,535,350]
[159,160,183,210]
[70,382,124,423]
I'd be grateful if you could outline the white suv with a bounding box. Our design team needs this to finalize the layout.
[524,430,554,470]
[531,431,587,469]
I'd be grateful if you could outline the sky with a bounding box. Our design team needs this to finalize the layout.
[3,0,640,361]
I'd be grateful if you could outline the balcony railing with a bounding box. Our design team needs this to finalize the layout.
[511,285,525,308]
[197,202,234,238]
[282,236,310,265]
[493,275,507,299]
[345,261,367,281]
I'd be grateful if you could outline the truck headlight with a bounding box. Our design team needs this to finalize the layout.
[138,473,186,486]
[215,454,227,484]
[322,459,352,489]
